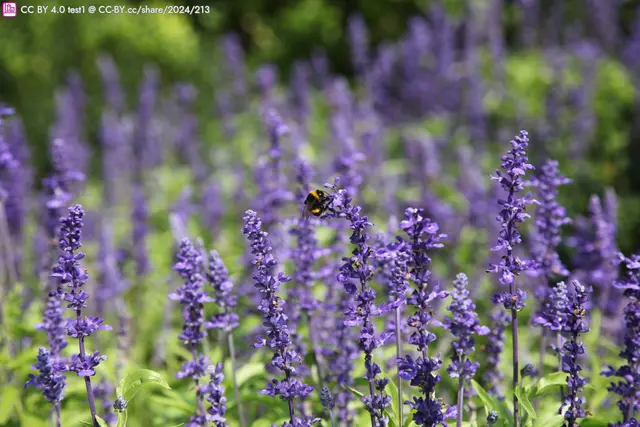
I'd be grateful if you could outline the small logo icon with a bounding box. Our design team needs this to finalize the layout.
[2,2,17,17]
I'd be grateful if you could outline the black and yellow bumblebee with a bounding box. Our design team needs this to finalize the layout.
[302,189,331,218]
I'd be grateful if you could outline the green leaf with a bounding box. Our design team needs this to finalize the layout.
[532,414,564,427]
[534,372,567,396]
[514,387,536,420]
[471,380,511,427]
[579,418,611,427]
[0,386,19,423]
[116,369,171,402]
[235,362,266,386]
[95,415,109,427]
[343,384,365,399]
[116,410,128,427]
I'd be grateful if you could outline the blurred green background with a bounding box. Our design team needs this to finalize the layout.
[1,0,640,251]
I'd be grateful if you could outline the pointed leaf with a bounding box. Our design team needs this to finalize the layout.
[471,380,512,427]
[532,414,564,427]
[514,387,536,420]
[116,369,170,402]
[116,410,128,427]
[534,372,567,396]
[95,415,109,427]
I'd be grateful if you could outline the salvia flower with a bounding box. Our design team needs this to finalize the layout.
[51,204,111,425]
[201,363,228,427]
[483,310,510,398]
[533,281,570,334]
[241,209,316,425]
[393,207,454,426]
[529,159,571,290]
[488,130,536,298]
[323,179,392,426]
[36,289,68,358]
[487,130,536,420]
[603,253,640,423]
[560,280,591,426]
[169,238,213,423]
[25,347,68,405]
[439,273,490,380]
[204,250,239,332]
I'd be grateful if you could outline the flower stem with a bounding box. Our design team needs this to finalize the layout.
[366,352,377,426]
[457,378,464,427]
[191,346,206,418]
[227,332,247,427]
[78,331,99,427]
[511,306,519,427]
[54,403,62,427]
[395,306,404,427]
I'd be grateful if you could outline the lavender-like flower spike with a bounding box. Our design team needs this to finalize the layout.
[169,238,214,424]
[25,347,68,409]
[603,253,640,423]
[438,273,489,426]
[441,273,490,379]
[51,205,111,427]
[533,281,569,334]
[323,180,392,426]
[530,159,571,285]
[483,310,510,398]
[241,210,317,425]
[36,289,68,359]
[560,280,590,426]
[205,250,239,332]
[394,207,454,426]
[201,363,228,427]
[487,130,536,426]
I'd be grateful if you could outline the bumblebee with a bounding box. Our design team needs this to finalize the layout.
[303,189,330,218]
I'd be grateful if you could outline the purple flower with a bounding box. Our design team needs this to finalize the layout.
[487,130,536,294]
[201,363,228,427]
[439,273,490,380]
[482,310,510,398]
[131,184,150,277]
[241,209,316,424]
[529,159,571,286]
[204,250,238,332]
[570,194,619,315]
[392,207,453,426]
[347,13,369,74]
[533,281,570,333]
[50,204,110,425]
[169,238,214,348]
[323,179,392,425]
[25,347,68,404]
[36,289,68,359]
[603,253,640,423]
[559,281,590,425]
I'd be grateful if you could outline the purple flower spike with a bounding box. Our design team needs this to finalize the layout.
[50,204,110,426]
[242,209,317,425]
[603,253,640,424]
[530,159,572,286]
[482,310,510,398]
[170,238,214,423]
[390,207,453,426]
[487,130,536,422]
[441,273,490,380]
[323,180,392,426]
[201,363,229,427]
[204,250,239,332]
[25,347,68,404]
[559,280,591,426]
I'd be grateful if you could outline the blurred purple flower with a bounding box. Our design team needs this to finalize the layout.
[603,253,640,423]
[242,210,316,424]
[25,347,68,405]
